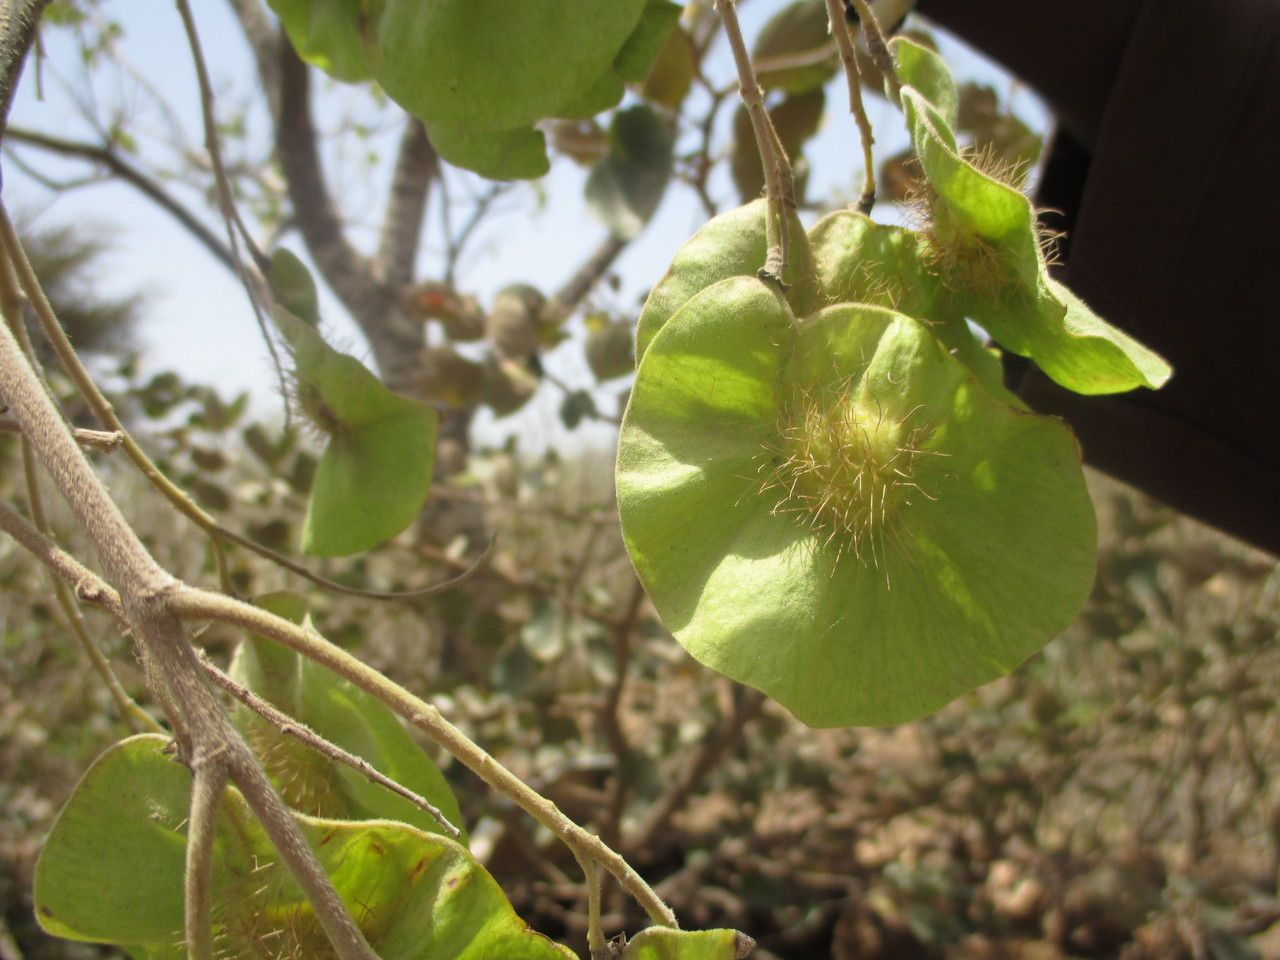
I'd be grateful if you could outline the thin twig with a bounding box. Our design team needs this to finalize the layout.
[847,0,899,99]
[19,441,157,732]
[0,415,122,450]
[171,585,680,929]
[714,0,794,286]
[4,126,236,271]
[184,764,228,960]
[2,197,475,603]
[680,79,730,219]
[0,500,123,617]
[171,0,288,409]
[0,0,51,139]
[581,855,608,960]
[197,649,462,839]
[824,0,877,213]
[442,180,509,286]
[219,526,498,601]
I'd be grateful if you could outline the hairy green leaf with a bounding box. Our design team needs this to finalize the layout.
[274,308,437,556]
[893,36,1171,395]
[618,278,1098,726]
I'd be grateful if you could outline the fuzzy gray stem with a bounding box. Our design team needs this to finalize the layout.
[185,764,228,960]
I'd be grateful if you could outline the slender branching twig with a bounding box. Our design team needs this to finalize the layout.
[172,0,285,397]
[0,416,123,450]
[825,0,878,213]
[0,493,463,844]
[0,500,123,617]
[847,0,899,99]
[0,0,51,136]
[170,585,680,929]
[197,650,462,839]
[2,198,483,602]
[4,126,237,271]
[714,0,795,287]
[0,256,155,733]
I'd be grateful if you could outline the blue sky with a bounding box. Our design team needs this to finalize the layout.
[5,2,1049,454]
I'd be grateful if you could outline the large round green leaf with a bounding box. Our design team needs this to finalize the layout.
[635,200,821,359]
[274,309,437,557]
[618,279,1098,727]
[366,0,644,133]
[34,736,574,960]
[892,36,1171,395]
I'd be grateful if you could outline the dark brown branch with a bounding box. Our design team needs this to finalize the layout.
[546,234,628,322]
[376,117,437,288]
[0,0,50,142]
[275,39,388,323]
[5,126,236,270]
